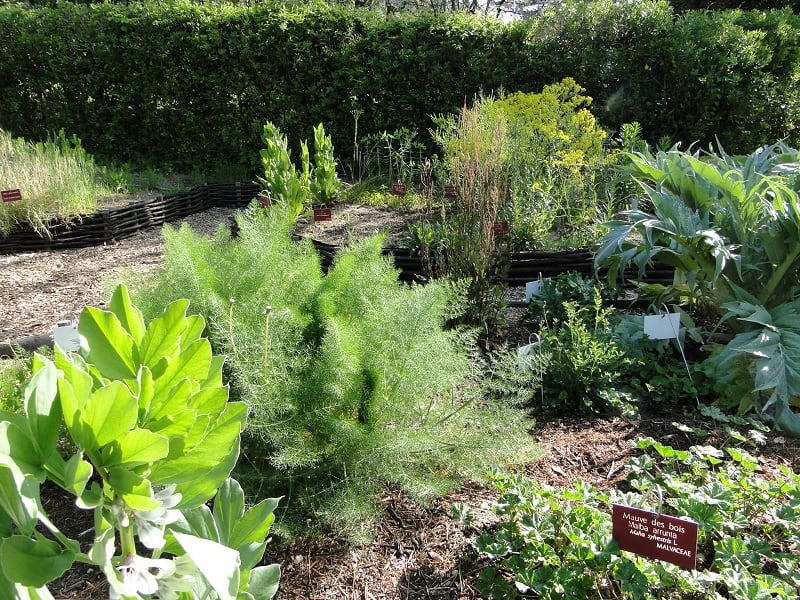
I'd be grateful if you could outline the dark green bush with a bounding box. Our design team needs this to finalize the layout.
[0,1,797,171]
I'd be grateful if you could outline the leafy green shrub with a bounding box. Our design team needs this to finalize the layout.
[611,314,708,408]
[1,3,798,169]
[484,79,615,250]
[481,344,550,409]
[126,204,541,538]
[469,420,800,599]
[0,129,107,236]
[0,353,30,414]
[353,127,427,186]
[535,295,633,415]
[0,285,280,598]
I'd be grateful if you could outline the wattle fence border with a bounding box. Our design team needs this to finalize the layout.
[0,182,674,287]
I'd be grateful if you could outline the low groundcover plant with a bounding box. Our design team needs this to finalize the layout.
[0,285,280,599]
[466,418,800,599]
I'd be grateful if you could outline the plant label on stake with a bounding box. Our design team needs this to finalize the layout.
[443,185,457,198]
[2,189,22,202]
[525,275,545,302]
[53,320,81,352]
[612,504,698,570]
[644,312,681,340]
[313,208,332,222]
[516,334,541,374]
[492,221,508,235]
[392,183,407,196]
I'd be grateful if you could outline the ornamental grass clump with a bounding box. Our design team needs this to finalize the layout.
[0,129,107,236]
[125,203,542,539]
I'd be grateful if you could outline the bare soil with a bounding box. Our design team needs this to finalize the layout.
[2,203,799,599]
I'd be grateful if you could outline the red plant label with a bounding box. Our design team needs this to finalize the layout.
[258,194,270,208]
[492,221,508,235]
[313,208,332,222]
[1,189,22,202]
[612,504,698,570]
[444,185,457,198]
[392,184,407,196]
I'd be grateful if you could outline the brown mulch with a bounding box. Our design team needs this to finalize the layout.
[3,203,799,599]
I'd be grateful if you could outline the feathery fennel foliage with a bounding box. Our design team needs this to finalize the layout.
[125,204,541,539]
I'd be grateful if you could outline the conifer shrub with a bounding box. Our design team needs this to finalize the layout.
[124,204,542,539]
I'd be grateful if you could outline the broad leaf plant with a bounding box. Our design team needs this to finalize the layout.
[0,285,280,599]
[596,142,800,433]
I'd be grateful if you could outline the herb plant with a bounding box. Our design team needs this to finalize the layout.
[257,121,341,220]
[431,98,509,339]
[0,285,280,599]
[536,292,633,415]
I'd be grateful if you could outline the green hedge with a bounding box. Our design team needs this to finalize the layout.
[0,1,798,171]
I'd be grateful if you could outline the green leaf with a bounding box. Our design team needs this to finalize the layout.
[75,482,102,510]
[0,536,74,588]
[0,422,42,481]
[175,505,220,543]
[54,352,93,432]
[63,453,92,497]
[230,497,279,551]
[173,532,240,600]
[189,386,229,417]
[148,378,193,423]
[77,306,137,380]
[0,464,39,535]
[101,429,169,468]
[213,478,245,547]
[108,285,146,344]
[203,355,225,388]
[146,410,198,455]
[247,564,281,600]
[150,402,247,508]
[136,366,155,417]
[75,381,138,451]
[24,355,61,461]
[150,338,212,393]
[138,298,191,369]
[107,468,159,511]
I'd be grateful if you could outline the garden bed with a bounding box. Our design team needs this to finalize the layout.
[4,200,799,600]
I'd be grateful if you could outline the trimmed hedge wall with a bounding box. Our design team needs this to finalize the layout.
[1,1,798,171]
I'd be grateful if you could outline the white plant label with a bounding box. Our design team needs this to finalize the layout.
[525,279,543,302]
[644,313,681,340]
[53,323,81,352]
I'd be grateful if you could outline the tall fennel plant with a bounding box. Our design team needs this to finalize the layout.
[125,205,542,539]
[0,285,280,599]
[595,143,800,433]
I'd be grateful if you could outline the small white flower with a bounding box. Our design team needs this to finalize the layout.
[155,554,197,600]
[133,484,183,549]
[113,554,176,598]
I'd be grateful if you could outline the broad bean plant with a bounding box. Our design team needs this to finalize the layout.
[0,285,280,599]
